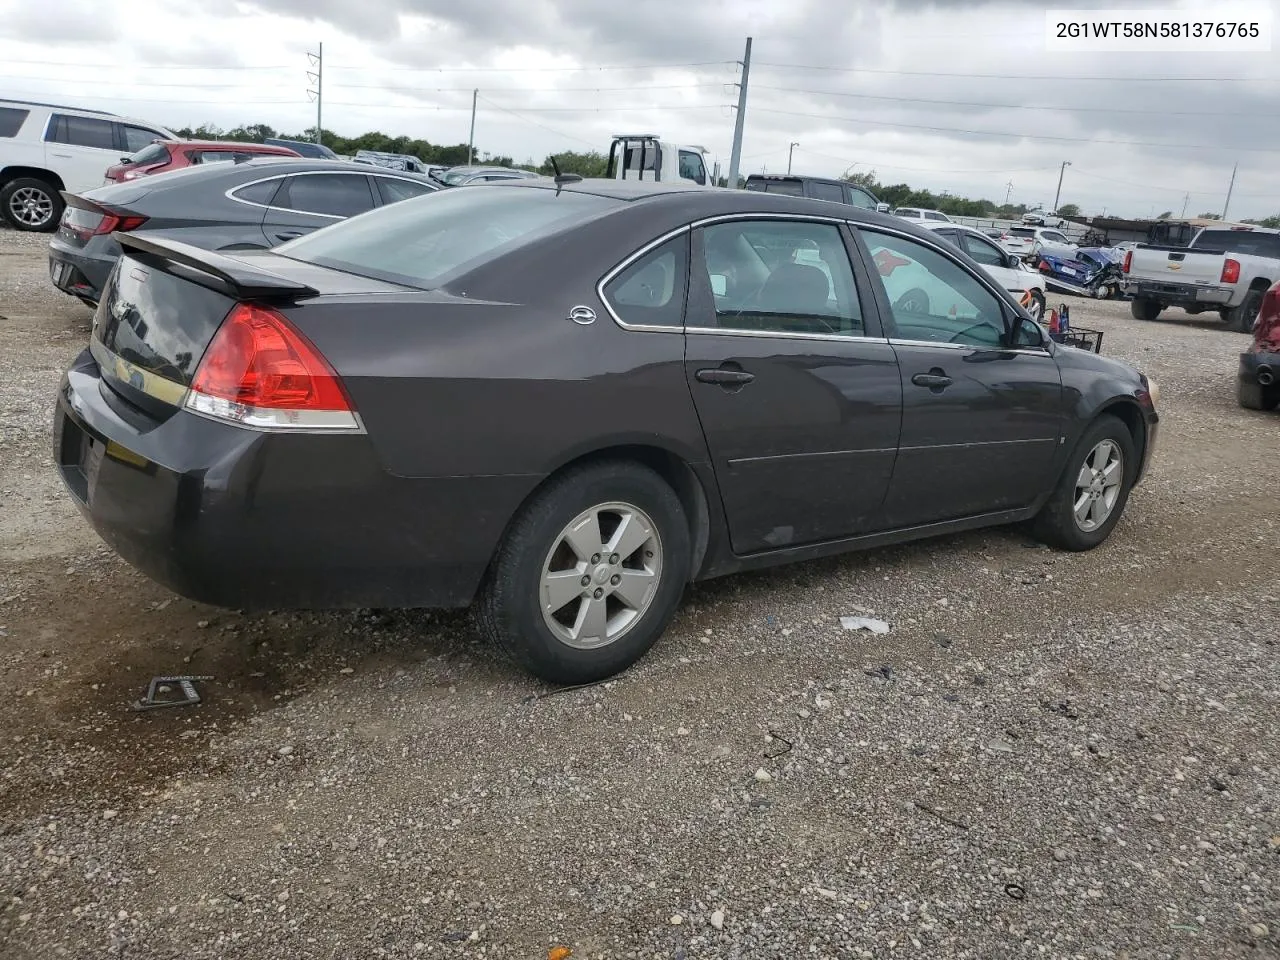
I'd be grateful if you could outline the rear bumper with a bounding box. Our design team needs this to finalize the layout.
[1122,278,1232,306]
[47,237,117,304]
[53,349,539,611]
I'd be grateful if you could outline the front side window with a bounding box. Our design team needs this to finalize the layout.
[128,143,171,167]
[275,185,622,288]
[375,177,435,204]
[925,211,949,221]
[962,232,1007,268]
[1041,231,1068,244]
[860,228,1008,348]
[602,234,689,328]
[677,151,707,185]
[697,219,863,337]
[845,186,876,209]
[123,126,161,152]
[1193,229,1280,258]
[48,114,115,150]
[276,174,375,218]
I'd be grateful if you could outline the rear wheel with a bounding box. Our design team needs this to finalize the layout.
[1238,379,1280,411]
[1130,298,1161,322]
[1,177,63,232]
[474,461,690,685]
[1228,288,1265,333]
[1032,415,1137,551]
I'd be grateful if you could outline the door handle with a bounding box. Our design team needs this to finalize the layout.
[911,370,953,389]
[275,231,303,241]
[696,368,755,386]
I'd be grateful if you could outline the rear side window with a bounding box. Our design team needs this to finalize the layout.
[275,186,622,288]
[375,177,435,204]
[808,181,845,203]
[925,212,949,221]
[0,106,30,138]
[195,151,238,164]
[602,234,689,328]
[276,174,374,218]
[230,178,283,206]
[47,114,115,150]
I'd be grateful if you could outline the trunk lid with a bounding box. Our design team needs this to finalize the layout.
[90,235,404,419]
[1126,244,1224,287]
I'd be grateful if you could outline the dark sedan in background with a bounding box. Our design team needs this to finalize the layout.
[53,178,1159,685]
[47,158,440,305]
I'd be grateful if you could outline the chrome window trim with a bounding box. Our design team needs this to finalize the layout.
[224,169,434,219]
[596,224,692,332]
[889,337,1050,356]
[688,326,888,344]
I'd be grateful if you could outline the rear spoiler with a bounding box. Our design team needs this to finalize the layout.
[113,233,319,301]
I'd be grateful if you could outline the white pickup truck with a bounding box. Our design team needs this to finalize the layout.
[605,134,713,186]
[1121,225,1280,332]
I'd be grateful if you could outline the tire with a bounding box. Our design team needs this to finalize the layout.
[1238,379,1280,411]
[1227,288,1265,333]
[474,461,691,685]
[1032,414,1138,552]
[894,287,930,314]
[1,177,63,232]
[1027,289,1046,324]
[1130,298,1161,322]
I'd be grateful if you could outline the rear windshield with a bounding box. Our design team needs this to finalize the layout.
[127,142,170,166]
[1193,229,1280,258]
[1009,227,1036,237]
[275,185,622,288]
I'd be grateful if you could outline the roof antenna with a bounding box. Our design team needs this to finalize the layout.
[549,154,582,193]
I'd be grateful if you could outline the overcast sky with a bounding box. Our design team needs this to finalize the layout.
[3,0,1279,218]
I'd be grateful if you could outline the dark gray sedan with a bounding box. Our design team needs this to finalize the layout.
[52,178,1159,685]
[47,158,440,305]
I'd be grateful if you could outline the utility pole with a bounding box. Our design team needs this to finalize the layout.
[468,89,478,165]
[1052,160,1071,214]
[1223,161,1238,221]
[726,37,752,190]
[1180,193,1190,218]
[306,42,323,146]
[787,141,798,174]
[1004,180,1013,205]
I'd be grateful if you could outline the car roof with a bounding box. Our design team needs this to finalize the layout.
[0,97,118,117]
[160,140,298,151]
[744,173,854,189]
[483,177,911,227]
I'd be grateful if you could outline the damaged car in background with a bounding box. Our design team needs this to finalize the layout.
[52,179,1159,686]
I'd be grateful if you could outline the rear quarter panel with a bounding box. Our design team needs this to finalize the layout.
[284,207,714,481]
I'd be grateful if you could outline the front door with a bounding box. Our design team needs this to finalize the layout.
[685,217,902,554]
[855,226,1064,528]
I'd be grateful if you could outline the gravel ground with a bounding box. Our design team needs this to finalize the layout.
[0,227,1276,960]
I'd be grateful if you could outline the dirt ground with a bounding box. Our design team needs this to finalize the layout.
[0,227,1276,960]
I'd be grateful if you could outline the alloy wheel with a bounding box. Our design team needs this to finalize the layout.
[1073,439,1124,533]
[539,501,663,649]
[9,187,53,228]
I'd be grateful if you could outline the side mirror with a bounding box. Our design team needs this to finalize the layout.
[709,274,728,297]
[1007,253,1021,269]
[876,202,891,213]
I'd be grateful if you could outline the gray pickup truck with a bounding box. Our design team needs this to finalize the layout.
[1121,225,1280,332]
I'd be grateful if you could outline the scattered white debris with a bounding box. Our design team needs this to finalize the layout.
[841,616,890,634]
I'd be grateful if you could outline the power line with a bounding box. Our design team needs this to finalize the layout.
[328,60,736,73]
[0,74,308,90]
[315,81,728,93]
[795,146,1058,176]
[324,100,723,113]
[473,95,597,147]
[750,85,1264,119]
[747,106,1280,154]
[0,88,305,106]
[1,58,294,70]
[752,62,1280,83]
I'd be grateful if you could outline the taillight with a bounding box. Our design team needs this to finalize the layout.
[1221,258,1241,284]
[185,303,359,431]
[1122,250,1133,274]
[60,202,148,242]
[1038,260,1052,273]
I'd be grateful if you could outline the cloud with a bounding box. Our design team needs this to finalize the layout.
[1,0,121,43]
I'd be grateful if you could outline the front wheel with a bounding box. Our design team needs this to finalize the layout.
[1032,415,1137,551]
[474,461,691,685]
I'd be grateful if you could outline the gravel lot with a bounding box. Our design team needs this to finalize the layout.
[0,226,1276,960]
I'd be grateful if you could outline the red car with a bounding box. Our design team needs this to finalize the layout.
[1238,279,1280,410]
[103,139,301,183]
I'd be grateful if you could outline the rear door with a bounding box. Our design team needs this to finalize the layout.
[261,172,377,244]
[43,114,121,193]
[854,224,1063,528]
[684,216,902,554]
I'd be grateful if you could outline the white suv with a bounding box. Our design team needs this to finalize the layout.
[895,207,953,223]
[1,99,174,232]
